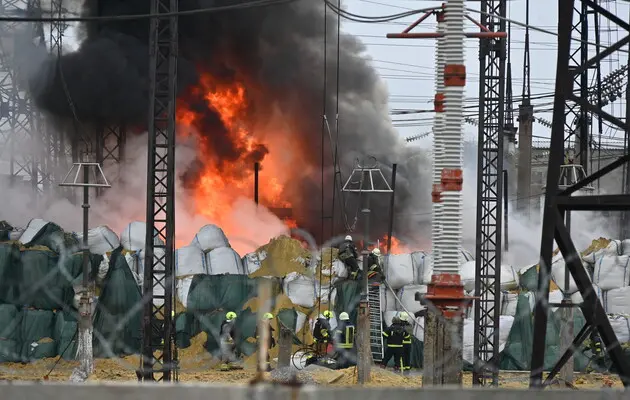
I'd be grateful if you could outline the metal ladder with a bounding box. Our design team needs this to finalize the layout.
[367,282,384,363]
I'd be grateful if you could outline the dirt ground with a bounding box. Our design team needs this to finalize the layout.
[0,356,623,389]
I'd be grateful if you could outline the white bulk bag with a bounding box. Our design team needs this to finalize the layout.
[296,311,307,333]
[332,260,349,281]
[176,276,194,308]
[608,315,630,343]
[410,251,432,284]
[462,316,513,363]
[283,272,317,308]
[500,292,519,316]
[78,226,120,255]
[175,246,208,277]
[397,284,427,315]
[500,265,520,290]
[125,252,141,286]
[380,285,397,312]
[137,248,166,290]
[385,253,416,290]
[550,257,591,294]
[191,224,230,252]
[206,247,244,275]
[460,260,476,292]
[604,286,630,315]
[120,221,164,251]
[19,218,49,244]
[593,255,630,291]
[383,311,399,327]
[243,251,266,275]
[583,240,623,264]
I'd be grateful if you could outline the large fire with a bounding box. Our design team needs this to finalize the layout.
[175,74,297,252]
[175,73,413,255]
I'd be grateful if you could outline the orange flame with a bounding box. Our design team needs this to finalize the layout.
[368,235,413,254]
[175,73,296,252]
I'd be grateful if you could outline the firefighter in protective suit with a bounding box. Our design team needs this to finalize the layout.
[367,248,384,283]
[339,235,360,280]
[254,312,275,372]
[381,316,409,372]
[219,311,238,371]
[398,312,413,374]
[333,312,356,369]
[313,310,333,355]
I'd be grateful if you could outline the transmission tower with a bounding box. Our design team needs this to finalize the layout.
[529,0,630,388]
[139,0,178,383]
[0,0,48,193]
[472,0,506,387]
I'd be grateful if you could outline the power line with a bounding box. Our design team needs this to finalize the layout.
[0,0,295,22]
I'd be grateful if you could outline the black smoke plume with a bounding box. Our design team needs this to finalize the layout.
[29,0,432,245]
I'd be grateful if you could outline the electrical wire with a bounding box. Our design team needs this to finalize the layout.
[0,0,295,22]
[318,0,328,317]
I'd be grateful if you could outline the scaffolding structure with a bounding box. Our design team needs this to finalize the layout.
[138,0,178,383]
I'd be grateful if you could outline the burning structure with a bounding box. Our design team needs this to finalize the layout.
[27,0,431,247]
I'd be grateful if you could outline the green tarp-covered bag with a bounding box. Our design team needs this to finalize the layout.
[187,275,257,314]
[0,243,21,305]
[54,311,77,360]
[93,248,142,358]
[333,280,362,324]
[19,248,65,309]
[19,309,55,361]
[0,304,21,341]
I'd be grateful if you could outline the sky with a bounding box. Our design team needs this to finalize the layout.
[341,0,630,150]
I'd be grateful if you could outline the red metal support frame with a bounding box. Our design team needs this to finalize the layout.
[386,8,506,39]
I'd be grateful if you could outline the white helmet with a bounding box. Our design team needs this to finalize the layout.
[372,248,381,256]
[398,312,409,321]
[344,235,352,241]
[339,312,350,321]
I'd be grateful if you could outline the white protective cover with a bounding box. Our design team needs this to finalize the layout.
[120,221,164,251]
[176,276,194,308]
[77,226,120,255]
[96,254,110,286]
[206,247,244,275]
[19,218,49,244]
[296,311,307,333]
[385,253,426,290]
[550,257,592,294]
[459,262,519,292]
[500,291,519,317]
[462,316,514,363]
[175,246,208,278]
[242,251,267,275]
[593,255,630,291]
[380,284,398,312]
[191,224,230,252]
[604,286,630,315]
[283,272,317,308]
[397,284,428,315]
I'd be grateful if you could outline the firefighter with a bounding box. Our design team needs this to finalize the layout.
[339,235,360,280]
[367,248,384,283]
[380,316,409,372]
[254,312,275,371]
[219,311,238,371]
[398,312,412,374]
[313,310,333,355]
[333,312,356,368]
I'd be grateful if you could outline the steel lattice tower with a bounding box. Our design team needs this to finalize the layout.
[472,0,506,387]
[0,0,48,192]
[529,0,630,387]
[139,0,178,382]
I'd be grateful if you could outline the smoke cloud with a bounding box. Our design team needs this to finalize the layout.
[27,0,432,245]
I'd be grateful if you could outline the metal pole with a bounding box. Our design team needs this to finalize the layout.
[254,162,259,206]
[79,164,93,375]
[386,164,398,255]
[503,169,508,252]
